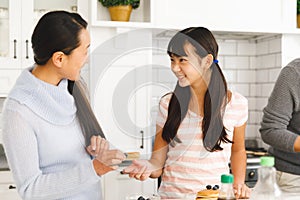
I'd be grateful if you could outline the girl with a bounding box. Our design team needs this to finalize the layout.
[2,11,125,200]
[123,27,250,199]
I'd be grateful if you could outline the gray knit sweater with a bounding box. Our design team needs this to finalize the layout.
[2,67,102,200]
[260,58,300,175]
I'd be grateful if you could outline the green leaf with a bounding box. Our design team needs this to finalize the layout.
[98,0,140,9]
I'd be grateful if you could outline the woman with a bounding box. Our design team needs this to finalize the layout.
[2,11,125,200]
[123,27,250,199]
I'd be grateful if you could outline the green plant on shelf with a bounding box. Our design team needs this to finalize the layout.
[98,0,140,9]
[298,0,300,15]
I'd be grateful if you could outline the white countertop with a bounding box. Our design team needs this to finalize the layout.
[282,192,300,200]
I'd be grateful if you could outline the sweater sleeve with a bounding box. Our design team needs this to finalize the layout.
[260,66,299,152]
[2,107,101,200]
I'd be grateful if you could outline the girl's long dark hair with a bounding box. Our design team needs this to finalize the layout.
[162,27,231,152]
[32,11,105,145]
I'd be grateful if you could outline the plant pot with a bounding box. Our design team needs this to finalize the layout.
[298,14,300,28]
[108,5,133,22]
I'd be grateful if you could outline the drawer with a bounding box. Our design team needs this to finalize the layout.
[0,182,17,192]
[0,184,21,200]
[0,171,22,199]
[0,171,15,183]
[0,192,21,200]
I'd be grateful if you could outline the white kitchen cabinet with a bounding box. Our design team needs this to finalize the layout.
[89,15,159,198]
[89,0,298,33]
[0,0,82,97]
[0,0,21,70]
[0,0,80,69]
[153,0,298,32]
[0,171,21,200]
[102,170,158,200]
[93,65,152,153]
[90,29,154,155]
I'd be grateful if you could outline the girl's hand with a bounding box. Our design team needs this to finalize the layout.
[234,183,251,199]
[122,160,154,181]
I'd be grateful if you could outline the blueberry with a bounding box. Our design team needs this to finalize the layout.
[213,185,219,190]
[206,185,212,190]
[137,196,145,200]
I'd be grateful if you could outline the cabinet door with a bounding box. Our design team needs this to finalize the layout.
[154,0,285,31]
[91,29,153,155]
[0,171,22,200]
[102,170,157,200]
[0,185,21,200]
[0,0,82,97]
[0,0,80,70]
[0,0,21,70]
[93,65,152,154]
[20,0,79,69]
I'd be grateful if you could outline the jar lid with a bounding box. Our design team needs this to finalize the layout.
[221,174,234,183]
[260,156,274,167]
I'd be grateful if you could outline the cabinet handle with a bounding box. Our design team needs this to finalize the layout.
[13,39,17,59]
[8,185,16,189]
[120,171,126,175]
[140,130,144,149]
[25,40,29,59]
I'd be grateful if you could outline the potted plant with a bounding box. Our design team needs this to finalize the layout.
[297,0,300,28]
[98,0,140,22]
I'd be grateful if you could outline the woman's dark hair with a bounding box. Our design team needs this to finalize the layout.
[32,11,87,65]
[31,11,105,145]
[162,27,231,152]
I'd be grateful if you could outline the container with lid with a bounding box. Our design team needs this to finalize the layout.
[250,156,282,200]
[217,174,236,200]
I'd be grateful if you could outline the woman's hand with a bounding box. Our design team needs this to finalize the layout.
[87,136,126,175]
[86,135,102,157]
[122,160,155,181]
[94,140,126,167]
[233,183,251,199]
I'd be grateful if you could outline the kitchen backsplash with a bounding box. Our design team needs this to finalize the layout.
[152,34,282,148]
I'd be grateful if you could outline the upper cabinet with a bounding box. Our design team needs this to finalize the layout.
[26,0,78,66]
[0,0,21,70]
[0,0,21,97]
[153,0,298,33]
[0,0,79,96]
[90,0,299,33]
[0,0,78,70]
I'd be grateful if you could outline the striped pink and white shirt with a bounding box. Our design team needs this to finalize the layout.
[156,92,248,199]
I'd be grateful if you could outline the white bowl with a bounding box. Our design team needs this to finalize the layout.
[125,193,160,200]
